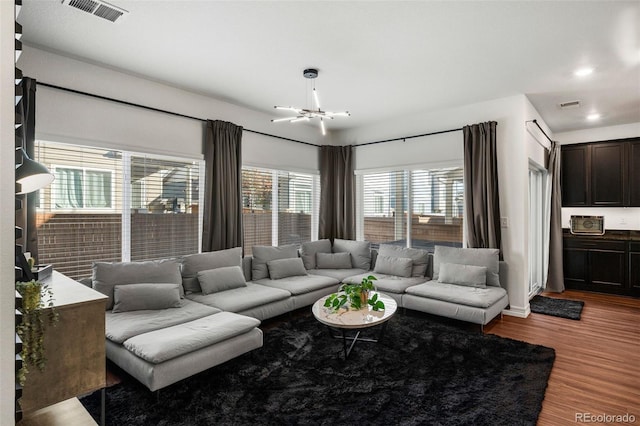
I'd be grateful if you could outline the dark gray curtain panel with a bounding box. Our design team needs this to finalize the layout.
[202,120,243,252]
[17,77,39,259]
[545,141,564,292]
[463,121,502,254]
[319,145,355,240]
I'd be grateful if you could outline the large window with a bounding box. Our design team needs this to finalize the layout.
[35,141,203,279]
[357,166,463,251]
[242,167,318,255]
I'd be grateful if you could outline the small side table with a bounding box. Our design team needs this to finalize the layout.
[312,292,397,359]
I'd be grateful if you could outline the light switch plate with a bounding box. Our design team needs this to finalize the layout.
[500,217,509,228]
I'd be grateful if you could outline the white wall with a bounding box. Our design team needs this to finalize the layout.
[556,122,640,231]
[353,131,462,171]
[556,122,640,145]
[524,96,552,169]
[19,46,322,173]
[340,95,532,317]
[1,2,16,424]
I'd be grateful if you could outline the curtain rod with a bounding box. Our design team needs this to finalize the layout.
[36,81,319,147]
[525,119,552,151]
[354,127,463,147]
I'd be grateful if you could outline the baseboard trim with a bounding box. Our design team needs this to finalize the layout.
[502,305,531,318]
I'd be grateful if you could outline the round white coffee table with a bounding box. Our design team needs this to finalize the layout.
[312,291,398,359]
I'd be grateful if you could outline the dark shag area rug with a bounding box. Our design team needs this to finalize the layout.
[81,312,555,426]
[530,295,585,320]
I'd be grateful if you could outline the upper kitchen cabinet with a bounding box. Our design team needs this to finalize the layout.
[630,140,640,207]
[590,142,627,206]
[561,138,639,207]
[561,144,590,206]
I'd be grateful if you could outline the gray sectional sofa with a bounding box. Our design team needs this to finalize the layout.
[89,239,509,392]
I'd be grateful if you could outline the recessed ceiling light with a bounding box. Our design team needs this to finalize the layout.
[587,113,601,121]
[574,67,594,77]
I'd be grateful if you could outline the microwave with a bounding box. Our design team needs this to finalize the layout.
[570,215,605,235]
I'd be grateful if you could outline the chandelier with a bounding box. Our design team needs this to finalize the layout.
[271,68,350,136]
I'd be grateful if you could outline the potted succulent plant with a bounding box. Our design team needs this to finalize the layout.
[15,279,58,386]
[324,275,385,311]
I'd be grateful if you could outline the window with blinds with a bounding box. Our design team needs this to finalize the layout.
[359,171,408,248]
[242,167,318,255]
[34,141,203,279]
[357,166,463,251]
[128,154,201,262]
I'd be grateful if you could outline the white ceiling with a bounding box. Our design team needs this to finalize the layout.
[19,1,640,136]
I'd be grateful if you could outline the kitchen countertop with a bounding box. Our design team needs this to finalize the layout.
[563,229,640,241]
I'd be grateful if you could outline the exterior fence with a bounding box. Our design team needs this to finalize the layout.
[36,211,461,280]
[364,214,463,249]
[36,212,198,280]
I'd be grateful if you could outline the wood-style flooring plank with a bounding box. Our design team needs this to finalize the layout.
[485,290,640,425]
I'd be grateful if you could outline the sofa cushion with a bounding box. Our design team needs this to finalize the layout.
[405,280,507,308]
[123,312,260,364]
[181,247,242,294]
[300,239,332,270]
[433,246,500,287]
[106,299,220,344]
[332,239,371,270]
[251,245,298,280]
[187,282,291,313]
[316,252,352,269]
[438,263,487,288]
[197,266,247,295]
[378,244,429,277]
[112,284,181,313]
[253,275,339,296]
[342,272,427,294]
[373,255,413,278]
[93,259,183,310]
[267,258,308,280]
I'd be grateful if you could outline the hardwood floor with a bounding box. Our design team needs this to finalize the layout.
[485,290,640,425]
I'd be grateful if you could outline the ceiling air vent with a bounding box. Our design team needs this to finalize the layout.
[559,100,581,109]
[62,0,128,23]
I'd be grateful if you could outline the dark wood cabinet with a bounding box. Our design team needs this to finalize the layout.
[630,141,640,207]
[563,244,589,287]
[561,138,639,207]
[590,142,627,206]
[563,238,627,294]
[561,145,589,206]
[630,242,640,297]
[564,235,640,297]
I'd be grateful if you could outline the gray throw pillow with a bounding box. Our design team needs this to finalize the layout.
[332,239,371,270]
[433,246,500,287]
[267,258,308,280]
[373,255,413,278]
[300,239,332,269]
[316,252,352,269]
[378,244,429,277]
[181,247,242,294]
[112,283,181,313]
[251,245,299,280]
[93,259,183,310]
[197,266,247,295]
[438,263,487,288]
